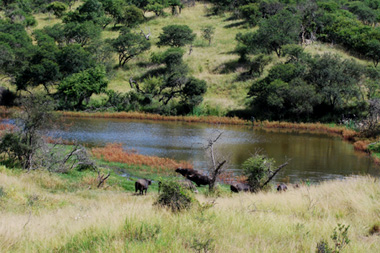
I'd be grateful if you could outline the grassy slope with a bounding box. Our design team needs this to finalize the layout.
[29,2,372,113]
[1,166,379,252]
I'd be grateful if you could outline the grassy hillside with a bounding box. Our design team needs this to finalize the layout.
[0,166,379,252]
[29,2,372,113]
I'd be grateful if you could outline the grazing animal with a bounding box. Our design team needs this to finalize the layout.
[277,183,288,192]
[175,168,195,177]
[135,179,152,195]
[230,183,251,193]
[175,167,211,187]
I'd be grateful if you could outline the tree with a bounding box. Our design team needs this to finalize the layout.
[63,21,101,47]
[120,5,144,27]
[58,44,96,75]
[306,54,363,112]
[366,39,380,67]
[157,25,196,47]
[145,0,167,16]
[110,28,151,67]
[236,10,300,58]
[239,3,261,27]
[205,131,227,192]
[63,0,106,25]
[58,66,108,109]
[47,2,68,18]
[201,25,215,46]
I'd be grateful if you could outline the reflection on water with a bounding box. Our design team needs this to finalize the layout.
[50,117,379,182]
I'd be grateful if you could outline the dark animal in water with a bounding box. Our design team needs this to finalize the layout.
[230,183,251,193]
[135,179,152,195]
[175,167,211,187]
[277,183,288,192]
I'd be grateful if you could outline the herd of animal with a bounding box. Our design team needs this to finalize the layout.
[135,168,291,195]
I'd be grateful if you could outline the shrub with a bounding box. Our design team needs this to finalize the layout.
[155,179,197,212]
[242,154,275,192]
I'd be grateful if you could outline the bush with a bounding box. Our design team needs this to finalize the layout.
[242,154,275,192]
[155,180,197,212]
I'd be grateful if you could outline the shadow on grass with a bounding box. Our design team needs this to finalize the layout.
[213,59,248,74]
[224,21,247,29]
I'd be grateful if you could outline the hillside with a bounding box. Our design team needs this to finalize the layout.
[1,0,379,122]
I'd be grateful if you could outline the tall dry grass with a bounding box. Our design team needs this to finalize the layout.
[0,166,379,252]
[91,143,192,174]
[60,111,249,125]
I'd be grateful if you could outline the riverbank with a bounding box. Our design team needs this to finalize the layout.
[0,165,379,252]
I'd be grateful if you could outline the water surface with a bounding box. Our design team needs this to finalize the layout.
[51,117,379,182]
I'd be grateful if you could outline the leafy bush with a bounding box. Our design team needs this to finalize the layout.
[242,154,275,192]
[155,179,197,212]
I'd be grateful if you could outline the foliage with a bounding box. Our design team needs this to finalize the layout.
[155,179,197,212]
[57,66,108,110]
[157,24,196,47]
[201,25,215,46]
[248,51,365,121]
[109,27,151,67]
[236,10,300,58]
[242,154,275,192]
[46,2,67,18]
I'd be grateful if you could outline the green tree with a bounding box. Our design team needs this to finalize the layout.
[201,25,215,46]
[58,44,96,75]
[110,27,151,67]
[157,25,196,47]
[145,0,167,16]
[306,54,363,112]
[46,1,67,18]
[58,66,108,109]
[63,21,101,46]
[236,10,300,58]
[120,5,145,27]
[366,39,380,67]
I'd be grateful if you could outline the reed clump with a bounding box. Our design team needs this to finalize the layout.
[59,111,249,125]
[91,143,192,174]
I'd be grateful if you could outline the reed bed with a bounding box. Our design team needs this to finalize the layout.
[1,166,379,252]
[59,111,249,125]
[91,143,192,174]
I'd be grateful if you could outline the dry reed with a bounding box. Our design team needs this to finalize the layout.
[59,111,249,125]
[91,143,192,174]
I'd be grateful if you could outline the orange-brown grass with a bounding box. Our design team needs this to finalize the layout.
[353,140,371,152]
[91,143,192,174]
[258,121,347,135]
[59,111,249,125]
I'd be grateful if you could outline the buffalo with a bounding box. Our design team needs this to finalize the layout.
[230,183,251,193]
[277,183,288,192]
[175,167,211,187]
[135,179,152,195]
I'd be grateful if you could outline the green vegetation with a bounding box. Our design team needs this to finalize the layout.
[1,0,379,125]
